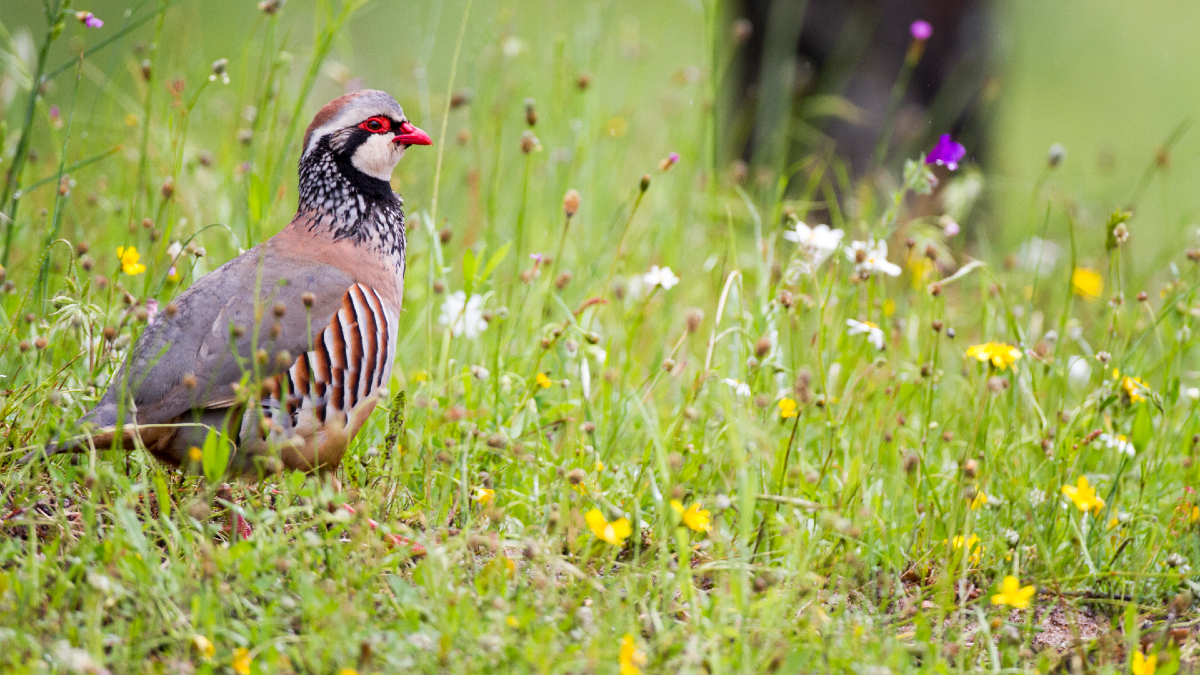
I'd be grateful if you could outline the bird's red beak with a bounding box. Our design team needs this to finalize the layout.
[394,121,432,146]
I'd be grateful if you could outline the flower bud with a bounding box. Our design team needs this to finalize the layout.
[640,174,651,192]
[524,98,537,127]
[1047,143,1066,168]
[563,189,580,217]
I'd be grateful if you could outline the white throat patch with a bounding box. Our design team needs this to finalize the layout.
[351,134,404,181]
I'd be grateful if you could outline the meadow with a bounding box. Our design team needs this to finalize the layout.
[2,1,1200,673]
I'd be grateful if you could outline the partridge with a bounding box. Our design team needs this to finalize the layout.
[31,89,430,477]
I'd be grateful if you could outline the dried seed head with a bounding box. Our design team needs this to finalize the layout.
[903,452,920,474]
[75,242,90,257]
[685,308,704,332]
[134,307,149,322]
[273,302,286,318]
[563,189,581,217]
[486,434,508,449]
[776,289,794,308]
[450,90,471,108]
[963,459,978,479]
[661,358,676,372]
[567,468,586,485]
[556,271,573,289]
[231,324,246,339]
[258,0,284,13]
[433,279,446,293]
[640,174,651,192]
[753,394,771,409]
[524,98,538,127]
[302,292,315,308]
[439,228,452,244]
[731,18,753,43]
[274,350,293,370]
[33,337,48,350]
[1137,291,1148,302]
[256,349,269,366]
[140,60,152,81]
[520,131,540,154]
[754,337,772,359]
[575,73,591,89]
[931,319,943,332]
[102,326,117,341]
[165,302,178,317]
[794,368,812,403]
[142,217,154,229]
[18,340,30,352]
[1188,249,1200,262]
[183,373,198,389]
[987,376,1008,393]
[928,282,942,297]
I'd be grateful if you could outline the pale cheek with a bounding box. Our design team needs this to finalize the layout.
[351,135,402,180]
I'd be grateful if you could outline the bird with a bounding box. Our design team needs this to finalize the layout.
[27,89,430,479]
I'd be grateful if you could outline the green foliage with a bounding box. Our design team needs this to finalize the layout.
[0,1,1199,674]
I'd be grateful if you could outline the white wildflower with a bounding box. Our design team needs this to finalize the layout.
[1014,236,1063,272]
[722,378,751,398]
[1186,387,1200,401]
[438,291,489,339]
[166,241,182,260]
[1097,433,1136,457]
[1028,488,1047,506]
[470,365,490,380]
[846,319,886,350]
[846,239,901,277]
[1067,356,1091,390]
[643,265,679,290]
[783,221,843,269]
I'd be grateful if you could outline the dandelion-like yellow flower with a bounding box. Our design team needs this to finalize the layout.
[472,486,495,504]
[586,508,632,546]
[618,633,646,675]
[990,575,1035,609]
[670,500,712,533]
[536,372,552,388]
[966,342,1022,370]
[505,615,520,628]
[971,491,988,510]
[192,635,215,661]
[951,534,983,564]
[1072,267,1104,299]
[339,670,359,675]
[232,647,251,675]
[1132,650,1157,675]
[778,398,798,419]
[116,246,146,275]
[1061,475,1105,514]
[1112,369,1149,403]
[188,446,202,462]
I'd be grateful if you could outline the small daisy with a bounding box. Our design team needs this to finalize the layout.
[1097,433,1136,457]
[846,319,886,350]
[846,239,902,277]
[643,265,679,290]
[783,221,843,269]
[722,378,751,398]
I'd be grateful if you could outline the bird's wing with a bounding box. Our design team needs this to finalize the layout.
[82,236,357,432]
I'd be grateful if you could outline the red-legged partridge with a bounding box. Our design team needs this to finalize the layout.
[33,89,430,477]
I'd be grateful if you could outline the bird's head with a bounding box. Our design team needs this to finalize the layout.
[301,89,431,182]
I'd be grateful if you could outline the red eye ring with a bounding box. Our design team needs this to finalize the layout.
[359,116,391,134]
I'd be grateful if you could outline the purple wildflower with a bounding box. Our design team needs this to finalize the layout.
[910,20,932,41]
[659,152,680,171]
[76,11,104,28]
[49,105,60,122]
[925,134,966,171]
[530,253,544,264]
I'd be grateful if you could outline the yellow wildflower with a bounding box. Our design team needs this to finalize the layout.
[338,670,359,675]
[232,647,251,675]
[412,370,428,382]
[117,246,146,275]
[778,398,798,419]
[192,635,215,661]
[188,446,202,462]
[1061,475,1105,514]
[1132,650,1157,675]
[536,372,552,388]
[618,633,646,675]
[1193,506,1200,523]
[472,486,495,505]
[506,615,520,628]
[971,491,988,510]
[1072,267,1104,299]
[951,534,983,565]
[1112,370,1148,403]
[586,508,632,546]
[670,500,712,533]
[966,342,1022,370]
[990,575,1036,609]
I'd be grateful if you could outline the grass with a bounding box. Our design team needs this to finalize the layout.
[2,1,1200,673]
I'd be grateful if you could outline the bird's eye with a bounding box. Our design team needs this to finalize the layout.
[360,117,390,133]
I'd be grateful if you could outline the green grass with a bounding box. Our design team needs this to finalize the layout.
[2,1,1200,673]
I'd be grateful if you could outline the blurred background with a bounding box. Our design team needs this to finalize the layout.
[5,0,1200,280]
